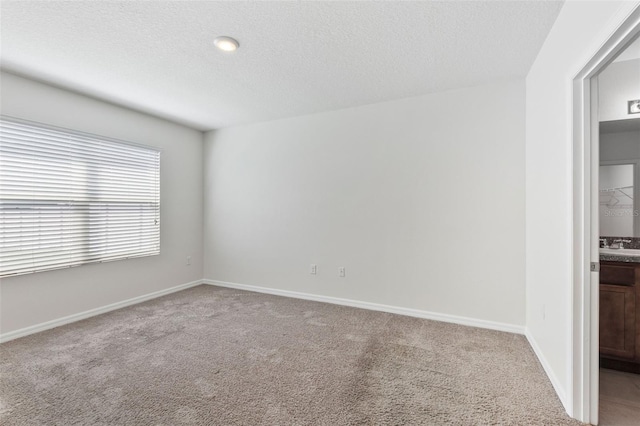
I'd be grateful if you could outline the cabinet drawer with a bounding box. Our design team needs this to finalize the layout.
[601,264,636,286]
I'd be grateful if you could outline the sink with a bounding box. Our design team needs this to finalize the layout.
[600,248,640,257]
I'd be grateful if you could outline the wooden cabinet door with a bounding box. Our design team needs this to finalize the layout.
[600,284,636,360]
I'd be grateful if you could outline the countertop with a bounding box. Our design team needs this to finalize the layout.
[600,253,640,263]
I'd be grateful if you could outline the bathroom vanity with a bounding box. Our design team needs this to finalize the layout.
[599,257,640,373]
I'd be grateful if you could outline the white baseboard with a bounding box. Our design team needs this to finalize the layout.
[525,328,570,414]
[203,279,525,335]
[0,279,205,343]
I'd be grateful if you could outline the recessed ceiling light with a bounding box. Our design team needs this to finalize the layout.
[214,36,239,52]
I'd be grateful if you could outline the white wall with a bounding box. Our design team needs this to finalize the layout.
[600,128,640,161]
[525,0,640,416]
[204,79,526,329]
[0,72,204,335]
[599,58,640,122]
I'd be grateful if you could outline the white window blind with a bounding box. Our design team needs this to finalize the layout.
[0,115,160,277]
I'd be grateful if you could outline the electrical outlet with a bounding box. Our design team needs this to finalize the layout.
[339,267,345,277]
[310,264,317,275]
[186,256,192,266]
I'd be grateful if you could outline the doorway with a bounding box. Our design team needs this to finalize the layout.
[573,9,640,425]
[595,44,640,425]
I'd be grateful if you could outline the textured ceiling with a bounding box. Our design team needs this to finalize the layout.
[0,1,564,131]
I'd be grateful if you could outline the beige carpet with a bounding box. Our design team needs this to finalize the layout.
[0,285,582,425]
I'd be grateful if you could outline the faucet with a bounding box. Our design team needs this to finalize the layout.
[612,239,632,249]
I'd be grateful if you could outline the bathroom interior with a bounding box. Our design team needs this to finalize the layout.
[597,35,640,425]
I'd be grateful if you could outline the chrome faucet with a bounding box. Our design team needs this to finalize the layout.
[611,239,632,249]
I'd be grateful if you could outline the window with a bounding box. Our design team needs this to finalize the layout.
[0,116,160,277]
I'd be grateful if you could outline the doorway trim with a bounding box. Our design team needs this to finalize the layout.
[572,6,640,424]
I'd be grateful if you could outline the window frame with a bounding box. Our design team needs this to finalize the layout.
[0,115,161,278]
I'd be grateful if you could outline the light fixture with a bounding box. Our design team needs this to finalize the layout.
[214,36,239,52]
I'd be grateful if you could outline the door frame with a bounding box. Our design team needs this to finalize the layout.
[572,7,640,424]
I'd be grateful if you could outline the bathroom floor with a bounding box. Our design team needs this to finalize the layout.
[599,368,640,426]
